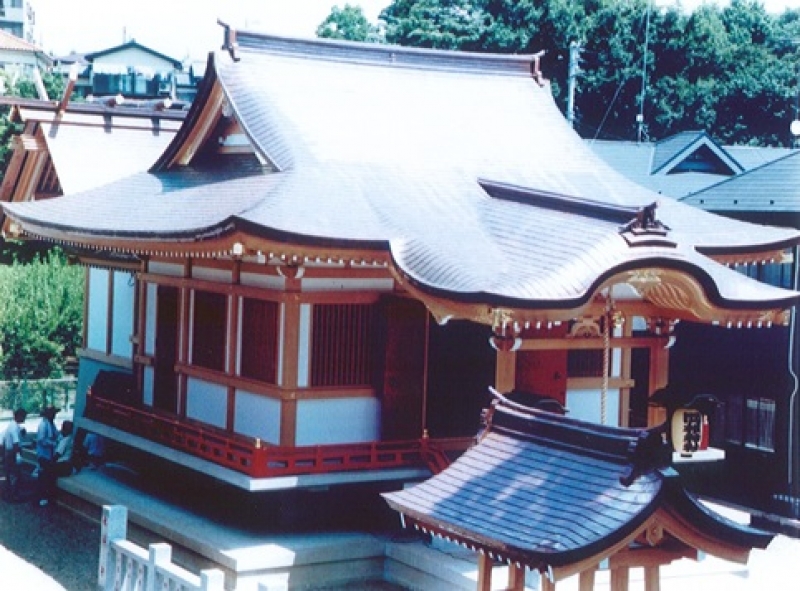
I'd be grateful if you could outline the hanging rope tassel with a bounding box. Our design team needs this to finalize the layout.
[601,309,610,426]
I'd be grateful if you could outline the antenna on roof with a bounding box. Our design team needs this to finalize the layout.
[218,19,240,62]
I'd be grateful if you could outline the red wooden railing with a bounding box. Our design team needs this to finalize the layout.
[85,395,468,478]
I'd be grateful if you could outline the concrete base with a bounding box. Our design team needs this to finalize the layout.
[59,469,393,591]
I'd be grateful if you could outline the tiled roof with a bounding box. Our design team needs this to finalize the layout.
[683,150,800,213]
[4,32,800,311]
[39,120,183,195]
[382,396,773,570]
[589,131,787,200]
[85,41,182,70]
[0,28,40,53]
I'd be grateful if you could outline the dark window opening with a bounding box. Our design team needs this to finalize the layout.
[191,291,227,372]
[567,349,604,377]
[311,303,376,387]
[240,298,278,383]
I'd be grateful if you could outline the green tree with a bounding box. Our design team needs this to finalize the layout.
[317,4,385,42]
[322,0,800,145]
[0,248,84,381]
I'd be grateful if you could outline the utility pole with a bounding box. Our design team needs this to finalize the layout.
[567,41,582,129]
[637,0,652,143]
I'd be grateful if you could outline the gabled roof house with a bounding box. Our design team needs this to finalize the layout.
[1,27,797,587]
[0,27,51,81]
[591,130,791,198]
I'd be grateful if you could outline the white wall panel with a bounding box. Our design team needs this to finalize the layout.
[234,391,281,445]
[142,366,154,406]
[144,283,157,356]
[295,398,380,445]
[301,277,394,292]
[297,304,311,388]
[241,272,285,290]
[192,266,232,283]
[87,268,109,352]
[111,271,135,358]
[186,377,227,429]
[565,389,621,427]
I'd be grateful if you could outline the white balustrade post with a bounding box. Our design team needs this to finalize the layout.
[98,505,127,591]
[199,569,225,591]
[146,543,172,591]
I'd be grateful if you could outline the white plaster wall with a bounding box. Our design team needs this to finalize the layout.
[295,398,380,445]
[233,391,282,445]
[566,389,621,427]
[142,366,154,407]
[241,272,285,290]
[87,268,109,352]
[186,377,228,429]
[111,271,135,358]
[148,262,183,277]
[144,283,157,356]
[301,277,395,292]
[192,266,232,283]
[297,304,311,388]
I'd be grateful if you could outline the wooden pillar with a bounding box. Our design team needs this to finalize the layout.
[225,259,242,431]
[578,568,596,591]
[477,553,493,591]
[507,564,525,591]
[647,341,669,428]
[280,282,302,446]
[644,565,660,591]
[494,349,516,394]
[541,573,556,591]
[618,320,632,427]
[610,566,630,591]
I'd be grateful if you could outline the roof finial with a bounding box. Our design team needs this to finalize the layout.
[218,19,240,62]
[531,50,546,87]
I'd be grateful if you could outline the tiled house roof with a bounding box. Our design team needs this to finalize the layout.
[590,132,792,199]
[682,150,800,214]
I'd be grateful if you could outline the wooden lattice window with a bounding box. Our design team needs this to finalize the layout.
[567,350,604,377]
[311,303,376,387]
[191,290,227,372]
[240,298,278,383]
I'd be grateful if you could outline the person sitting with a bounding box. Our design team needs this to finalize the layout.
[2,408,28,502]
[81,431,106,470]
[53,420,75,478]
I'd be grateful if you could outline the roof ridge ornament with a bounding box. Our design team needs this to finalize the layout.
[620,201,677,247]
[218,19,240,62]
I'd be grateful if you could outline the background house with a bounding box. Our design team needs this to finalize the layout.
[0,0,35,43]
[0,27,51,86]
[53,40,189,101]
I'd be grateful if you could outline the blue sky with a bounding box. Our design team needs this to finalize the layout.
[32,0,800,62]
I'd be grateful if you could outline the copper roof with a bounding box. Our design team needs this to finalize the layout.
[3,31,800,314]
[382,395,773,572]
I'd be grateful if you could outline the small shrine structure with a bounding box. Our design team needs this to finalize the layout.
[384,391,774,590]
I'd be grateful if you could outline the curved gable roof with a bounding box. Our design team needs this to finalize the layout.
[4,31,800,317]
[382,395,772,573]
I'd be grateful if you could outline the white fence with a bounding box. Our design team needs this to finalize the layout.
[98,505,225,591]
